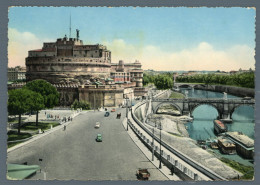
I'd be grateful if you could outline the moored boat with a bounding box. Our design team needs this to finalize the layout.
[213,119,227,134]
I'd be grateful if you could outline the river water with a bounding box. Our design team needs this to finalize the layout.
[180,88,254,166]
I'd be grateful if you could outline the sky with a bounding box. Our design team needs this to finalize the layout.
[8,7,255,71]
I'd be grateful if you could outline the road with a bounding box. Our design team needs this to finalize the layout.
[7,108,167,180]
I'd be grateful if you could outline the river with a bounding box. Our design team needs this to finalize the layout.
[180,88,254,166]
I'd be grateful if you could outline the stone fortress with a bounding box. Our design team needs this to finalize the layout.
[25,30,147,107]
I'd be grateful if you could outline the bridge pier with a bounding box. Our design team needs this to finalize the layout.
[151,98,254,122]
[182,101,190,116]
[182,111,190,116]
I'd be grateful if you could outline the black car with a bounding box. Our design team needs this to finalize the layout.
[104,112,110,117]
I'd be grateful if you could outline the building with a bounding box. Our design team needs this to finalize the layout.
[24,32,147,107]
[8,66,26,81]
[26,34,111,84]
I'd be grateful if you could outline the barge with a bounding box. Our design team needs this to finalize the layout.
[213,119,227,134]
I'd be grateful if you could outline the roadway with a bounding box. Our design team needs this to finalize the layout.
[7,108,167,180]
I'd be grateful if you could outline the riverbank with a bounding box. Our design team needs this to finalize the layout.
[145,113,242,179]
[195,85,254,98]
[169,91,185,99]
[147,114,189,137]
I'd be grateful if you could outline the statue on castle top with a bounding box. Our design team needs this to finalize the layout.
[76,29,80,40]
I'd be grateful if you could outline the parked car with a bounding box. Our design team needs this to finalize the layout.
[111,108,116,112]
[136,168,150,180]
[104,112,110,117]
[96,134,102,142]
[95,122,100,128]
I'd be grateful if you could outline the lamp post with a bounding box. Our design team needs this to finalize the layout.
[126,98,128,131]
[152,127,154,161]
[159,121,162,169]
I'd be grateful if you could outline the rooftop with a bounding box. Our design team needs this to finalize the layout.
[226,132,254,148]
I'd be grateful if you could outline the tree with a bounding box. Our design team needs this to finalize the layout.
[154,75,173,90]
[24,80,60,125]
[28,92,45,126]
[24,80,60,107]
[71,99,91,110]
[8,89,35,134]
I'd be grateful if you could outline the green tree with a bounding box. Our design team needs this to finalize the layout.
[28,92,45,126]
[154,75,173,90]
[24,80,60,125]
[71,99,91,110]
[8,89,35,134]
[24,80,60,108]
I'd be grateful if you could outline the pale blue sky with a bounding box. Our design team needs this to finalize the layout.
[8,7,256,71]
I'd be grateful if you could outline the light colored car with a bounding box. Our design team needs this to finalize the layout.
[95,122,100,128]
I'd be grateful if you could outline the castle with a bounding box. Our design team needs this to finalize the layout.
[25,32,147,107]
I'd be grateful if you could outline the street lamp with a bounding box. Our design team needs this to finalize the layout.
[126,98,128,131]
[152,127,154,161]
[159,121,162,169]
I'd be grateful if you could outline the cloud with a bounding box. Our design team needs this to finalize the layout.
[105,39,255,71]
[8,29,255,71]
[103,39,143,62]
[8,28,52,67]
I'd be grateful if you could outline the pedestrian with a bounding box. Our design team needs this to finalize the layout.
[45,111,46,115]
[171,165,175,175]
[64,125,66,131]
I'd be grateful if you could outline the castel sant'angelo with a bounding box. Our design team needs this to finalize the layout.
[25,30,147,107]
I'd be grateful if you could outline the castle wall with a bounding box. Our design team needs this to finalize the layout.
[26,56,112,83]
[78,85,124,108]
[25,37,146,107]
[57,87,79,106]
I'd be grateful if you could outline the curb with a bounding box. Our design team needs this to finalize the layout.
[7,112,82,153]
[122,118,180,181]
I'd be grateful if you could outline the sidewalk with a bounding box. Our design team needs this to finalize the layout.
[122,118,181,181]
[7,110,82,153]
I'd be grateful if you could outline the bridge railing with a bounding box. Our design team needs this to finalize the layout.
[152,98,255,104]
[127,118,202,180]
[129,100,225,181]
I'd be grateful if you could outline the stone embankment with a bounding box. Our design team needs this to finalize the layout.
[145,113,242,179]
[195,85,254,97]
[135,89,242,179]
[147,114,189,137]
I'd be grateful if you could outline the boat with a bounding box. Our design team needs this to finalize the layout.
[213,120,227,134]
[210,142,219,149]
[217,137,236,155]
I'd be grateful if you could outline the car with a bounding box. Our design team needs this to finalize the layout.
[111,108,116,112]
[96,134,102,142]
[104,112,110,117]
[95,122,100,128]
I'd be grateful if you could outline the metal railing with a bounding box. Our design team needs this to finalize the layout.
[130,100,226,181]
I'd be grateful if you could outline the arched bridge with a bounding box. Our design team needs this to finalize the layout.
[174,83,206,89]
[150,98,255,119]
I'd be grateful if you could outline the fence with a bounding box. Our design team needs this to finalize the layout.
[128,97,225,181]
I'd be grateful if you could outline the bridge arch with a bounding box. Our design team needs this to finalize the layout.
[230,104,255,119]
[194,84,206,88]
[190,103,221,118]
[154,102,182,115]
[178,84,193,88]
